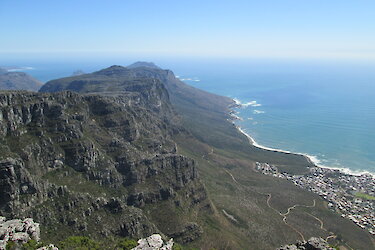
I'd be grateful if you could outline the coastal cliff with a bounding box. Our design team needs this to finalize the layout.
[0,63,373,249]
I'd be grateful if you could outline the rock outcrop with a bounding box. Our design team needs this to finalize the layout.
[0,216,40,249]
[278,237,334,250]
[132,234,173,250]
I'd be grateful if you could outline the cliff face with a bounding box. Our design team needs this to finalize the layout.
[0,87,209,242]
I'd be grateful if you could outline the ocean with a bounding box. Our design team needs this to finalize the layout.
[2,58,375,175]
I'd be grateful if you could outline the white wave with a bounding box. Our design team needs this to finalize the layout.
[247,117,253,120]
[243,101,257,107]
[244,101,262,107]
[233,98,262,108]
[7,66,35,72]
[233,98,242,106]
[180,77,200,82]
[253,110,265,114]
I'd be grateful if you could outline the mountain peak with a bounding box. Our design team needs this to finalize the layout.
[94,65,128,76]
[127,61,161,69]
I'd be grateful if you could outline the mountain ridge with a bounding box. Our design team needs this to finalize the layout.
[1,62,373,249]
[0,71,43,91]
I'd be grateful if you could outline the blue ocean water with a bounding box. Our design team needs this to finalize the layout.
[172,60,375,175]
[2,58,374,174]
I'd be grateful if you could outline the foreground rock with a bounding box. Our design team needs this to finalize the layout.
[37,244,58,250]
[132,234,173,250]
[0,216,40,249]
[278,237,334,250]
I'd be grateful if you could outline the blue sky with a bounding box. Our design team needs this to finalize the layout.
[1,0,374,60]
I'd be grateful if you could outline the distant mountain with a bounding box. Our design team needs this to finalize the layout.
[40,63,232,113]
[0,68,7,74]
[72,70,85,76]
[127,61,161,69]
[0,72,43,91]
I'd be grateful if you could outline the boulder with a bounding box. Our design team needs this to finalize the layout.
[132,234,173,250]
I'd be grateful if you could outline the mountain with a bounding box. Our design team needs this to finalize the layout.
[0,72,43,91]
[72,70,85,76]
[127,61,161,69]
[2,63,373,249]
[0,88,209,245]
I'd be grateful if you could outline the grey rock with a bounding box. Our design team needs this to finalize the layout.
[132,234,173,250]
[0,216,40,249]
[278,237,334,250]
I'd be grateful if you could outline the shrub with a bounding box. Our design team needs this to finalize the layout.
[58,236,102,250]
[117,238,138,250]
[6,241,16,250]
[22,239,44,250]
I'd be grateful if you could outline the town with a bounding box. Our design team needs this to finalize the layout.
[255,162,375,235]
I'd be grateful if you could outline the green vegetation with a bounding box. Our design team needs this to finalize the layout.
[21,240,44,250]
[57,236,102,249]
[6,241,16,250]
[116,238,138,250]
[355,192,375,200]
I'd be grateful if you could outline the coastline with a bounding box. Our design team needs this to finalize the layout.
[230,99,375,179]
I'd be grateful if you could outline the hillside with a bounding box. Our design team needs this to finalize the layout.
[0,72,43,91]
[1,63,373,249]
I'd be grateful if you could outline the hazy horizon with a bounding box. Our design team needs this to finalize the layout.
[1,0,375,61]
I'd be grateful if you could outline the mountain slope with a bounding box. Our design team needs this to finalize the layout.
[21,63,375,249]
[0,72,43,91]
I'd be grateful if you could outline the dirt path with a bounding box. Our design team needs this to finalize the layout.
[224,169,239,184]
[305,212,337,242]
[224,169,309,241]
[281,199,316,216]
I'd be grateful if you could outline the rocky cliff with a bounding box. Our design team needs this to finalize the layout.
[0,85,210,243]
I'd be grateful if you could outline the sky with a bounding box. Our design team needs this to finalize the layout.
[1,0,375,61]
